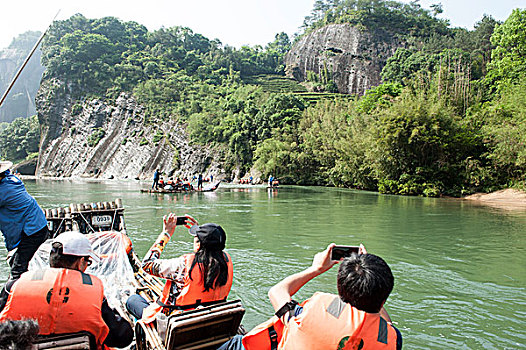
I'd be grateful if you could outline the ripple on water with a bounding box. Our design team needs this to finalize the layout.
[4,181,525,349]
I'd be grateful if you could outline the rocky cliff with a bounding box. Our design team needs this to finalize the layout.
[285,23,401,95]
[33,23,402,179]
[35,79,224,180]
[0,32,45,123]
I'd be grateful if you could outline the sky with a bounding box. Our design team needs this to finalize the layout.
[0,0,524,50]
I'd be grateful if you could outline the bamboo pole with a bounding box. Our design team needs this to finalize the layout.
[0,11,60,109]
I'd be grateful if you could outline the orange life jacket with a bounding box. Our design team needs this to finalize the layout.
[141,251,233,323]
[242,316,285,350]
[175,252,233,307]
[0,268,109,349]
[243,292,398,350]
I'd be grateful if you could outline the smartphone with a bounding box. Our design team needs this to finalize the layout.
[331,245,360,260]
[176,216,187,226]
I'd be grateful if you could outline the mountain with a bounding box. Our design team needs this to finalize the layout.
[14,3,524,197]
[285,23,401,95]
[0,31,45,123]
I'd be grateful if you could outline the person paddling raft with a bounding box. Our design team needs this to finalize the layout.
[268,174,274,188]
[197,173,203,191]
[152,169,160,190]
[0,161,49,305]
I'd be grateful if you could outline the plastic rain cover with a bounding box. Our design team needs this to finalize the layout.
[29,231,136,316]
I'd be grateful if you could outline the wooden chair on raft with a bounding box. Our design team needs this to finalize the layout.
[32,332,95,350]
[135,300,246,350]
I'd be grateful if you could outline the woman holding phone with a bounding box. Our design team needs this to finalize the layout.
[126,213,233,322]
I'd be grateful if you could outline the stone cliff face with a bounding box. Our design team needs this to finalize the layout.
[33,23,401,179]
[36,79,224,180]
[0,46,45,122]
[285,23,401,95]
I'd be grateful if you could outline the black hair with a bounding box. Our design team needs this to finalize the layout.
[337,253,394,313]
[0,319,39,350]
[188,242,229,292]
[49,242,83,269]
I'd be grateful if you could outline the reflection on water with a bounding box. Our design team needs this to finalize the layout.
[1,179,525,349]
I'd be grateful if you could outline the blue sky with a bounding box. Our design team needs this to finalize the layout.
[0,0,524,49]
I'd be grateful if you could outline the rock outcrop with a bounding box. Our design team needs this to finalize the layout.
[36,79,224,180]
[0,32,45,123]
[13,158,37,175]
[33,23,403,179]
[285,23,401,95]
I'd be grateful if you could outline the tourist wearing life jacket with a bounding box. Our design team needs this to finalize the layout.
[218,243,402,350]
[0,231,133,349]
[126,213,233,322]
[0,161,49,307]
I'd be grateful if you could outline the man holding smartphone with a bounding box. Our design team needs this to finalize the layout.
[218,243,402,350]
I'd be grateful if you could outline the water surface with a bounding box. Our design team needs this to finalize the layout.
[1,179,524,349]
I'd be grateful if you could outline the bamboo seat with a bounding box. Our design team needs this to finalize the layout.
[32,332,94,350]
[164,300,245,350]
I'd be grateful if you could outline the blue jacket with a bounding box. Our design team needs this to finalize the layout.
[0,171,48,250]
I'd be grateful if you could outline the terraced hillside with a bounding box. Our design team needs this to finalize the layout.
[245,74,353,105]
[294,92,354,106]
[243,74,307,93]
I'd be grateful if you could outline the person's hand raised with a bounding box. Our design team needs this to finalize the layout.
[181,215,198,229]
[312,243,339,274]
[163,213,199,237]
[163,213,178,236]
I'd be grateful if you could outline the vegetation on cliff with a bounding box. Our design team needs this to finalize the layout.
[0,115,40,162]
[25,2,526,195]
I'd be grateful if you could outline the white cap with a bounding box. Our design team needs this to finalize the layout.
[0,161,13,173]
[53,231,100,263]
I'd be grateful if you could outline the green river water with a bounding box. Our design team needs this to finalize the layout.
[1,179,525,349]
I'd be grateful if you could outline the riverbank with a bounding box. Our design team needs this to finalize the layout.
[464,189,526,211]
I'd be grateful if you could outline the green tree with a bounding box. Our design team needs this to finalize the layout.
[266,32,291,55]
[480,76,526,184]
[0,116,40,162]
[486,9,526,91]
[381,48,438,84]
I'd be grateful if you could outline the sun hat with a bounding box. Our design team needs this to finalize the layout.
[53,231,100,263]
[0,161,13,174]
[189,223,226,248]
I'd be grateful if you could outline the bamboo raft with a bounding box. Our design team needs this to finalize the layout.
[142,182,221,194]
[39,199,245,350]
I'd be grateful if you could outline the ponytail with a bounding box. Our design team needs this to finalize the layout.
[188,247,229,292]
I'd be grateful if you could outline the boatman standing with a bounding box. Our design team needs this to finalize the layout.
[197,173,203,191]
[0,161,49,289]
[152,169,160,190]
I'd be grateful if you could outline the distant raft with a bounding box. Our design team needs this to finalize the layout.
[142,181,221,194]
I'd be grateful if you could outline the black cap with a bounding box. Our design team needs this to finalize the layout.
[189,223,226,248]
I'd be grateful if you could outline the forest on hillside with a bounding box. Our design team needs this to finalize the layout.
[1,0,525,196]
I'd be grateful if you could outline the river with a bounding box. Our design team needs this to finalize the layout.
[1,179,525,349]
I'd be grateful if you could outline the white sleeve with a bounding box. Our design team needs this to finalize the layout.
[155,256,186,282]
